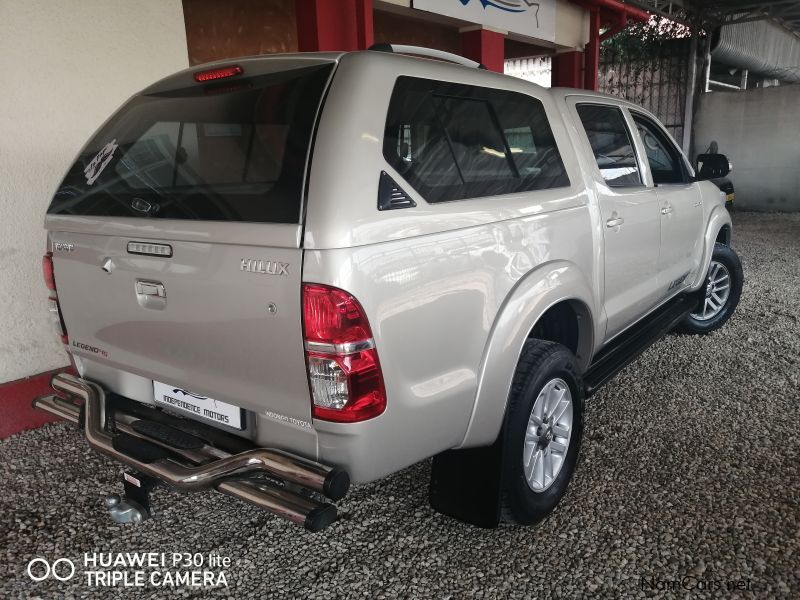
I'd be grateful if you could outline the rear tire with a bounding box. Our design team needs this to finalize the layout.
[500,340,584,525]
[676,243,743,335]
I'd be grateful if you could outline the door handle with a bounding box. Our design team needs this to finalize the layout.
[135,280,166,298]
[661,205,673,215]
[606,217,624,228]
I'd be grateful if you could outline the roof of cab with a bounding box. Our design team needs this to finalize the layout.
[140,47,551,96]
[549,87,651,110]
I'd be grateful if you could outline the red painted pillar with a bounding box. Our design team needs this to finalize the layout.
[461,28,505,73]
[354,0,374,50]
[584,6,601,90]
[295,0,374,52]
[552,51,583,88]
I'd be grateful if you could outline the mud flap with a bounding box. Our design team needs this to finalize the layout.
[428,437,504,528]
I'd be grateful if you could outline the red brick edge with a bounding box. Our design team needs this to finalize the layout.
[0,366,76,439]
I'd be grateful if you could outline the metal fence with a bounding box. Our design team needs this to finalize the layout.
[599,39,690,146]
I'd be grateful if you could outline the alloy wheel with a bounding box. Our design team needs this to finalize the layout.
[523,378,573,492]
[690,260,731,321]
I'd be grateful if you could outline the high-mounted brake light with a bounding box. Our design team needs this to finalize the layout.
[193,65,243,82]
[303,284,386,423]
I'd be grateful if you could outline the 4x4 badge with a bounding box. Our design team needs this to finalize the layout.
[240,259,289,276]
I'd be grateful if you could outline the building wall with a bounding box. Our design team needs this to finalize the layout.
[374,10,461,54]
[0,0,189,383]
[505,57,552,86]
[376,0,588,51]
[183,0,298,65]
[554,0,588,49]
[694,86,800,211]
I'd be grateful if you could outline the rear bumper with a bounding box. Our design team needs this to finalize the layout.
[33,373,350,531]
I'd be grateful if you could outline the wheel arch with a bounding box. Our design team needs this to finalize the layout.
[528,299,593,368]
[716,224,731,246]
[457,260,596,449]
[689,205,733,290]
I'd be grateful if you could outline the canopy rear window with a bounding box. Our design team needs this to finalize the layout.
[48,64,334,223]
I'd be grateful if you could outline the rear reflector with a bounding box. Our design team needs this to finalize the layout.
[193,65,243,82]
[302,284,386,423]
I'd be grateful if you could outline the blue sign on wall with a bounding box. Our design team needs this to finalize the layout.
[415,0,555,42]
[458,0,538,15]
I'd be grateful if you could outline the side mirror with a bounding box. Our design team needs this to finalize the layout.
[696,153,731,180]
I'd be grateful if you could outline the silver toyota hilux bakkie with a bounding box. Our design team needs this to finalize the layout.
[36,46,742,531]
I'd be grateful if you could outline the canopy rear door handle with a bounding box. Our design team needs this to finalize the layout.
[135,280,166,298]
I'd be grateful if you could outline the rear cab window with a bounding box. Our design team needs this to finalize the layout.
[383,76,570,203]
[48,63,335,224]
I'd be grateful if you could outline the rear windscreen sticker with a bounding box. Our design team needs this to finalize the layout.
[84,139,118,185]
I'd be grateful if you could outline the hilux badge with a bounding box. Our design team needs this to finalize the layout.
[240,259,289,276]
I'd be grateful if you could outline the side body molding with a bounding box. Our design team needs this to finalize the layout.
[458,260,596,449]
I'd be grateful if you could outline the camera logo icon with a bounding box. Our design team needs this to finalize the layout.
[26,557,76,582]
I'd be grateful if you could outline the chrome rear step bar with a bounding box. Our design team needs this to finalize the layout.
[33,373,348,532]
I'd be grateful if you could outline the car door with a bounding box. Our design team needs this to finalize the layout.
[571,101,662,340]
[629,110,704,297]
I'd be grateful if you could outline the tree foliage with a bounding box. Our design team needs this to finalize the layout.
[602,17,693,61]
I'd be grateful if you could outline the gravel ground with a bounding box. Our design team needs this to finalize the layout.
[1,212,798,599]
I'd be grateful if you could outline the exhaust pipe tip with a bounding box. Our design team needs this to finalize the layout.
[323,468,350,501]
[31,394,83,426]
[304,503,338,532]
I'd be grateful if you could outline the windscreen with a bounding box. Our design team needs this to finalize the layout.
[48,64,334,223]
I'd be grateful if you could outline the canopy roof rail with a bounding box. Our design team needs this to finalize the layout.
[367,43,487,70]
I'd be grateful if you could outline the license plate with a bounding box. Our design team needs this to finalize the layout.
[153,381,243,430]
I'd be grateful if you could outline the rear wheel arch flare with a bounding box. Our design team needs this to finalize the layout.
[527,299,593,371]
[461,263,596,449]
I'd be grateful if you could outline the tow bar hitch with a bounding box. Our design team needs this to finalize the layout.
[105,470,159,524]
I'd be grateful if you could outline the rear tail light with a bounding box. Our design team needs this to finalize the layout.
[43,252,68,344]
[43,252,56,291]
[193,65,243,82]
[48,297,68,345]
[302,284,386,423]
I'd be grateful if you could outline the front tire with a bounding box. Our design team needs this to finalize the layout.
[676,243,743,334]
[500,340,584,525]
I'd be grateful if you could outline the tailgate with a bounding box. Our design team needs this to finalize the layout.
[42,57,338,435]
[50,224,311,425]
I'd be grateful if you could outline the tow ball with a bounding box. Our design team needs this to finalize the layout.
[104,470,159,524]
